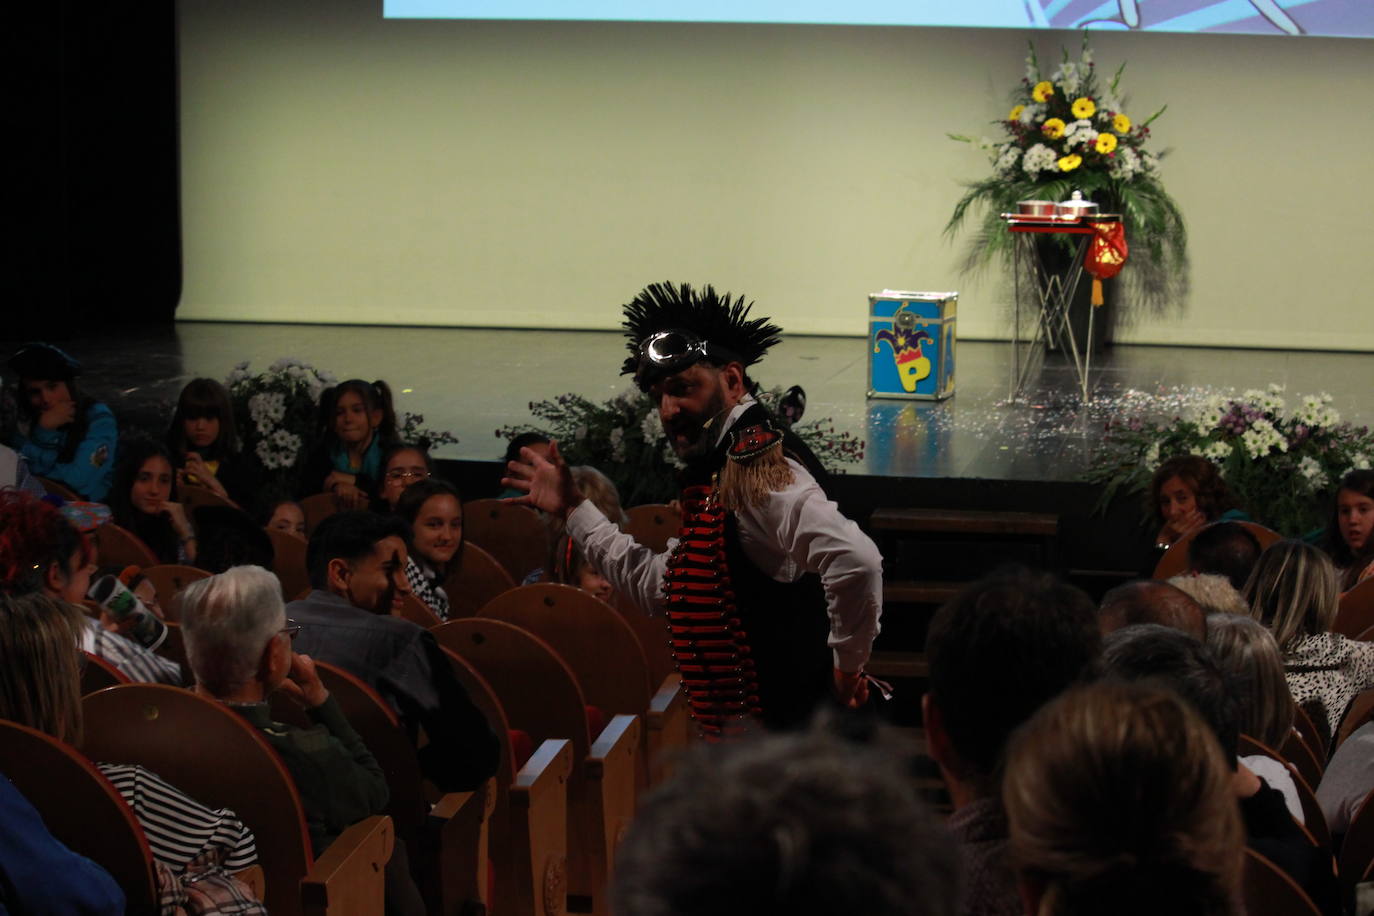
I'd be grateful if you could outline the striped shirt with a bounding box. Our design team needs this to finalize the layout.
[83,617,184,685]
[97,763,258,875]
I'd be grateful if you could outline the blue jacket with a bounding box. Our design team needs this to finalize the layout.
[0,773,125,914]
[11,403,117,501]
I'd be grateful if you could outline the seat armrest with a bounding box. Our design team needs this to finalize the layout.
[646,674,690,784]
[426,781,494,911]
[510,740,573,916]
[300,814,395,916]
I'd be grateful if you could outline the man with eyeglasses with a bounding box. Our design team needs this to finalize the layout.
[505,282,884,739]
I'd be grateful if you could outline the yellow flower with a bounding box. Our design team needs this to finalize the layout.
[1058,153,1082,172]
[1032,81,1054,103]
[1008,104,1025,122]
[1071,97,1096,119]
[1041,118,1066,140]
[1095,133,1118,154]
[1113,113,1132,134]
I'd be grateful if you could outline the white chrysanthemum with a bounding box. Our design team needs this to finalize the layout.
[1017,104,1044,127]
[1354,454,1372,471]
[1297,456,1326,489]
[994,144,1021,176]
[609,427,626,463]
[1022,143,1057,177]
[1109,146,1141,180]
[1201,440,1231,463]
[1140,150,1160,173]
[641,410,664,442]
[256,441,280,470]
[663,442,686,470]
[1143,441,1161,467]
[575,424,588,442]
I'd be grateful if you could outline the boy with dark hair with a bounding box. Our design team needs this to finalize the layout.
[1188,520,1262,591]
[288,511,499,792]
[922,567,1101,916]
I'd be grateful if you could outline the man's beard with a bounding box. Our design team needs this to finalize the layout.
[663,388,729,459]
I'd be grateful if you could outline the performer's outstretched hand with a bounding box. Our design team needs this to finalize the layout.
[502,439,584,519]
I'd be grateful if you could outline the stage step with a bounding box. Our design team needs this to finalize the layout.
[883,580,961,605]
[870,507,1059,537]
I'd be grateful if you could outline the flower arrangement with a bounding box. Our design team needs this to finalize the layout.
[498,388,865,507]
[1087,385,1374,536]
[946,35,1186,315]
[225,358,337,492]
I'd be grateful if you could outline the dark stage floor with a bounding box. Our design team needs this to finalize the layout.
[3,322,1369,484]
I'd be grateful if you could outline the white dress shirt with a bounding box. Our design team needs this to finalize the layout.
[567,397,882,673]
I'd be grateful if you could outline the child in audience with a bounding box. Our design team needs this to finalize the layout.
[1148,454,1243,550]
[395,479,463,620]
[265,499,307,539]
[1004,681,1244,916]
[1204,612,1303,823]
[165,377,254,508]
[377,443,433,510]
[536,466,626,602]
[1245,539,1374,742]
[1325,469,1374,592]
[109,436,198,565]
[0,590,264,909]
[4,343,118,501]
[300,379,398,508]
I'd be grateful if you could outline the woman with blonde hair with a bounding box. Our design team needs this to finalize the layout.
[1244,539,1374,740]
[1003,680,1244,916]
[1205,613,1303,822]
[0,591,264,911]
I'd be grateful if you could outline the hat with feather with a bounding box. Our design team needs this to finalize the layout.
[621,282,782,392]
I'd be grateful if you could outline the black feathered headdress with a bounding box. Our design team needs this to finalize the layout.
[620,282,782,390]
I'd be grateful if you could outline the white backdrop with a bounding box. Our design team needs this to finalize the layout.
[177,0,1374,351]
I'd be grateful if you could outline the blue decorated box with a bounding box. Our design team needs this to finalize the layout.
[867,291,957,400]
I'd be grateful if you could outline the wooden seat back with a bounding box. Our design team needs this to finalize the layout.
[1153,521,1282,581]
[1341,789,1374,906]
[265,527,311,600]
[395,592,443,628]
[81,651,131,694]
[462,499,549,583]
[432,618,590,760]
[1242,847,1322,916]
[0,720,159,915]
[1238,735,1331,852]
[1334,577,1374,640]
[1278,728,1325,790]
[624,503,682,553]
[180,483,238,514]
[92,522,159,569]
[480,584,653,717]
[141,564,210,618]
[82,684,315,915]
[300,492,340,537]
[1291,703,1329,763]
[442,542,517,618]
[1336,690,1374,752]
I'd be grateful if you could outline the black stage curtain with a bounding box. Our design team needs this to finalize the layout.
[15,2,180,338]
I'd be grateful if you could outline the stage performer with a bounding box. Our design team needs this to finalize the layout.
[504,282,883,738]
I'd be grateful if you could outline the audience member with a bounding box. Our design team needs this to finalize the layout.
[613,714,959,916]
[0,491,181,684]
[1325,469,1374,592]
[1095,623,1337,911]
[300,379,399,508]
[1148,454,1242,550]
[1204,612,1303,823]
[4,343,118,501]
[394,479,463,620]
[192,505,275,574]
[923,567,1101,916]
[288,511,499,791]
[1316,720,1374,838]
[0,442,45,496]
[0,590,263,909]
[1245,539,1374,739]
[1098,579,1206,640]
[178,567,391,854]
[377,443,433,510]
[1188,520,1263,591]
[0,773,126,914]
[166,378,256,508]
[1003,680,1244,916]
[109,435,198,566]
[537,466,628,600]
[1169,573,1249,616]
[265,499,307,539]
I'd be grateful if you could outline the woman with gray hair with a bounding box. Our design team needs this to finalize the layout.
[1244,539,1374,741]
[178,565,389,856]
[1205,613,1303,823]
